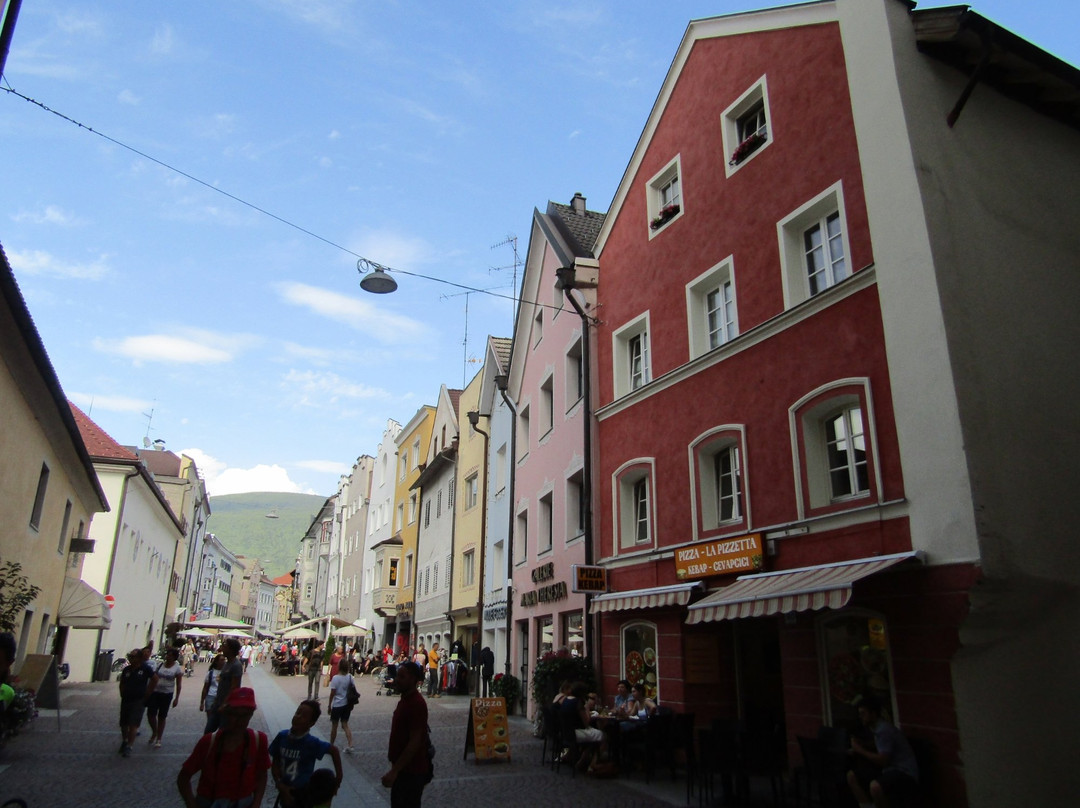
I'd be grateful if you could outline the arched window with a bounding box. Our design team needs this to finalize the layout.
[817,610,897,728]
[620,621,659,701]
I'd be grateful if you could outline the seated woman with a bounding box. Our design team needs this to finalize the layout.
[552,680,573,706]
[560,681,608,769]
[630,683,657,719]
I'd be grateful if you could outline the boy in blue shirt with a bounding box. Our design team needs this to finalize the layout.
[271,699,342,808]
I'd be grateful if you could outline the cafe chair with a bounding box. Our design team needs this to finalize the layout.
[540,703,562,770]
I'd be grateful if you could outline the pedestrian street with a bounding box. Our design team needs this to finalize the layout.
[0,664,687,808]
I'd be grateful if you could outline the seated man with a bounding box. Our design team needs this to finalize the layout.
[612,679,632,716]
[847,695,919,808]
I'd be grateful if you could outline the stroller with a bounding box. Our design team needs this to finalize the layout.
[375,663,397,696]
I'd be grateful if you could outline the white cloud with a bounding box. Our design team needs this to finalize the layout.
[295,459,350,475]
[12,206,83,226]
[118,89,141,105]
[68,392,154,414]
[180,447,312,496]
[275,282,431,343]
[328,130,341,140]
[283,369,391,403]
[93,328,259,365]
[150,24,175,56]
[7,249,109,280]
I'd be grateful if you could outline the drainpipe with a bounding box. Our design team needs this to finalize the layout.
[467,411,490,696]
[555,266,597,664]
[495,374,517,679]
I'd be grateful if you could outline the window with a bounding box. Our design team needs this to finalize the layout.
[58,500,72,554]
[565,338,583,408]
[686,257,738,359]
[518,405,531,460]
[539,492,553,554]
[388,558,398,586]
[540,376,554,437]
[495,444,507,493]
[424,499,431,527]
[723,75,772,176]
[423,566,430,596]
[690,428,748,536]
[621,621,659,699]
[791,381,879,517]
[492,541,504,589]
[395,503,404,532]
[408,493,417,524]
[614,461,655,550]
[515,509,528,564]
[777,182,852,308]
[824,406,869,501]
[404,554,413,587]
[412,439,420,469]
[612,313,651,398]
[436,490,442,518]
[399,455,407,480]
[566,470,585,540]
[533,309,543,347]
[647,155,683,235]
[29,463,49,530]
[448,478,455,509]
[462,549,475,587]
[804,212,847,297]
[433,561,439,591]
[466,473,479,509]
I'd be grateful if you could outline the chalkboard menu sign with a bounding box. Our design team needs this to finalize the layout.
[463,697,511,763]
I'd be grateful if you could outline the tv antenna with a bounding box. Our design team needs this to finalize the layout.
[490,234,520,330]
[439,289,487,387]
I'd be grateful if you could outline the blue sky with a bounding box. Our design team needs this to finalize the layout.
[2,1,1075,497]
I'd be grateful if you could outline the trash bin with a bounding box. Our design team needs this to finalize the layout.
[94,649,114,682]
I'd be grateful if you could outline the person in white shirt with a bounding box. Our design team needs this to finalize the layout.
[146,647,183,749]
[240,641,253,671]
[327,660,358,754]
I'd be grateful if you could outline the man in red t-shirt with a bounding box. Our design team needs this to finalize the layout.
[177,687,271,808]
[381,662,432,807]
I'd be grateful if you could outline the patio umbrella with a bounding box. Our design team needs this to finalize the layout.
[281,626,321,640]
[220,629,254,637]
[178,627,213,637]
[333,625,369,637]
[186,616,251,630]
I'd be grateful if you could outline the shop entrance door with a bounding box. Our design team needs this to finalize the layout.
[734,618,786,739]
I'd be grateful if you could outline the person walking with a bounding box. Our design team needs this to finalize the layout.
[240,640,252,672]
[381,662,432,808]
[327,660,358,754]
[118,648,158,758]
[205,638,243,734]
[199,654,225,716]
[426,644,440,698]
[270,699,342,808]
[479,647,495,697]
[177,687,271,808]
[305,640,325,700]
[146,646,183,749]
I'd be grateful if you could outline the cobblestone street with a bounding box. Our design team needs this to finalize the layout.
[0,663,692,808]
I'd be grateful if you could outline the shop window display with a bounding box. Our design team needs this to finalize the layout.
[621,621,659,700]
[819,611,896,728]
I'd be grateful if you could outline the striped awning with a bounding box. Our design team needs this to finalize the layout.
[685,552,920,625]
[590,581,703,614]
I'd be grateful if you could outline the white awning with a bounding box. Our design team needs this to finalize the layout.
[685,552,920,625]
[590,581,704,614]
[58,578,111,630]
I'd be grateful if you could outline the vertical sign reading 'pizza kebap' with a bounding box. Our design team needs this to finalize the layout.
[464,697,511,763]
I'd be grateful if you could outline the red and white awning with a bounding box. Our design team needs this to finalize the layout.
[590,581,703,614]
[685,552,920,625]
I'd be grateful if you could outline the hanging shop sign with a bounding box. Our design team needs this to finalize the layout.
[571,565,608,593]
[483,602,507,622]
[674,533,764,580]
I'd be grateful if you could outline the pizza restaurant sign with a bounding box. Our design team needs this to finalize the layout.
[675,533,763,580]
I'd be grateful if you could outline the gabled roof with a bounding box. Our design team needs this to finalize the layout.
[489,337,512,371]
[271,572,295,586]
[547,193,607,258]
[71,404,140,462]
[133,448,183,477]
[1,244,108,512]
[447,388,463,415]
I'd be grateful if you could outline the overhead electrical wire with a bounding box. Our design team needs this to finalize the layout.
[0,82,567,312]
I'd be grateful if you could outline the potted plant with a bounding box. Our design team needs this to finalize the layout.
[491,672,521,714]
[650,203,681,230]
[530,649,597,708]
[728,131,767,166]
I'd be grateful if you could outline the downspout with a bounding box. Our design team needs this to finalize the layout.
[495,375,517,678]
[467,412,490,696]
[555,267,597,663]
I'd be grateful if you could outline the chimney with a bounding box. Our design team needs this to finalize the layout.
[570,192,586,216]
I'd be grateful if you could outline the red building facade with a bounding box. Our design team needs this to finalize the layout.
[587,6,974,804]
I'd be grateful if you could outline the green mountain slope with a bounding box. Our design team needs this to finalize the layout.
[204,492,328,577]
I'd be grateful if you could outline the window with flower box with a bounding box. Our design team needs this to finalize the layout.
[723,75,772,177]
[646,155,684,236]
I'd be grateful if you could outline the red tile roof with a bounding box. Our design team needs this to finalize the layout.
[69,403,139,462]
